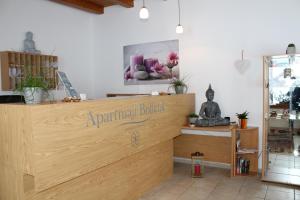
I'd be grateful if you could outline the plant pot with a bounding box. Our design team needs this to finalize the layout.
[189,117,198,124]
[23,87,43,104]
[240,119,247,129]
[175,85,188,94]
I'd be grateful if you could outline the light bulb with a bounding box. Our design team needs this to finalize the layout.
[139,7,149,19]
[176,24,183,34]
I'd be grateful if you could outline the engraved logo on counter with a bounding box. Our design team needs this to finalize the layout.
[131,130,140,147]
[87,102,165,128]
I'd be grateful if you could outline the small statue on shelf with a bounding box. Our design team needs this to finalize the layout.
[196,84,230,127]
[23,31,41,54]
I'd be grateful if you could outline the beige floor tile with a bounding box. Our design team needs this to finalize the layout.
[239,187,267,199]
[150,192,181,200]
[235,194,264,200]
[206,192,238,200]
[268,183,294,193]
[191,179,218,192]
[177,187,210,200]
[265,190,294,200]
[139,163,300,200]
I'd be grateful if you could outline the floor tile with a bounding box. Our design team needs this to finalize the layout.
[239,187,267,199]
[235,194,264,200]
[268,183,294,193]
[277,155,295,161]
[177,187,210,200]
[289,175,300,185]
[265,190,294,200]
[139,163,300,200]
[264,172,291,184]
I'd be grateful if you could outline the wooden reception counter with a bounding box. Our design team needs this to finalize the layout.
[0,94,194,200]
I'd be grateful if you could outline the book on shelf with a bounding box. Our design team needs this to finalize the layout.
[236,157,250,175]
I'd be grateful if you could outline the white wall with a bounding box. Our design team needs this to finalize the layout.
[92,0,300,165]
[0,0,95,97]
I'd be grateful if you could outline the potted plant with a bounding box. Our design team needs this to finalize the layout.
[188,113,199,125]
[169,78,188,94]
[16,74,48,104]
[236,111,249,129]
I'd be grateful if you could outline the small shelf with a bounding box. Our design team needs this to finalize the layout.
[233,127,259,177]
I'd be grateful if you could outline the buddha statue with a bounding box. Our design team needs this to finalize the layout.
[196,84,230,127]
[23,31,41,54]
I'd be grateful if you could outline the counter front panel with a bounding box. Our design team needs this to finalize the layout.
[30,94,194,191]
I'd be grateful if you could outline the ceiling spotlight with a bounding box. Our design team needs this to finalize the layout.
[176,24,183,34]
[176,0,183,34]
[139,0,149,20]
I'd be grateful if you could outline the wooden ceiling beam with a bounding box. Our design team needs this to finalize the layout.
[50,0,104,14]
[108,0,134,8]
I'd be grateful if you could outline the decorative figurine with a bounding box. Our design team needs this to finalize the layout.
[196,84,230,127]
[23,31,41,54]
[286,43,296,54]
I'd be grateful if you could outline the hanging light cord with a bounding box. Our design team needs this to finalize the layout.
[178,0,181,24]
[143,0,145,8]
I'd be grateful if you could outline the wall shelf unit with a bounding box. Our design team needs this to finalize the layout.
[0,51,58,91]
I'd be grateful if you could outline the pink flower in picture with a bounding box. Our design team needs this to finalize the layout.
[151,63,166,74]
[125,70,133,80]
[167,52,179,69]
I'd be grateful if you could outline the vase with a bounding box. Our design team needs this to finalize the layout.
[175,85,188,94]
[240,119,247,129]
[23,87,43,104]
[189,117,198,124]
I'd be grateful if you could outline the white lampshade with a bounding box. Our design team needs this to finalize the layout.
[139,7,149,19]
[176,24,183,34]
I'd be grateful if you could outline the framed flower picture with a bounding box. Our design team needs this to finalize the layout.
[123,40,179,85]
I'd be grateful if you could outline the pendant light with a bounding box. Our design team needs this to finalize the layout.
[176,0,183,34]
[139,0,149,20]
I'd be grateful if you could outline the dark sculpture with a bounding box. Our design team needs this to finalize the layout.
[196,84,230,127]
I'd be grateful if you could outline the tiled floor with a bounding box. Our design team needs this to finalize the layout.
[265,152,300,185]
[139,163,300,200]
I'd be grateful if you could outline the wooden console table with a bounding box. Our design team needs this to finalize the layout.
[174,125,259,177]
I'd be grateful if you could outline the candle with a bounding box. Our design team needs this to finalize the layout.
[194,164,201,176]
[130,55,144,75]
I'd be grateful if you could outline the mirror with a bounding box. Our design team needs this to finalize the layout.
[263,54,300,185]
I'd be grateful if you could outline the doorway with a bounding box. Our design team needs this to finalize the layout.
[263,54,300,185]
